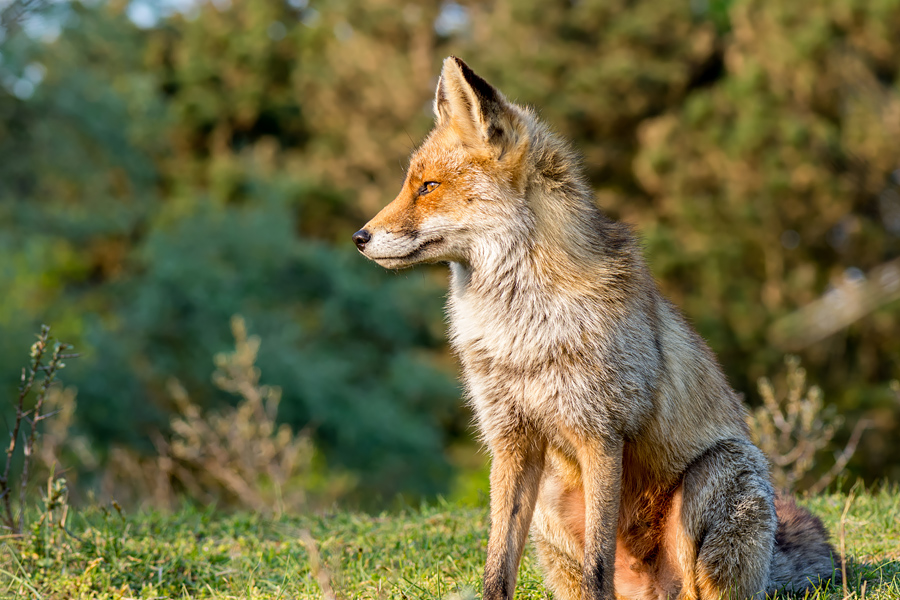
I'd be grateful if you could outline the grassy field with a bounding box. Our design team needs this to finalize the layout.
[1,488,897,599]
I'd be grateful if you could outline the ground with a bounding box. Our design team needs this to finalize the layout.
[1,488,898,599]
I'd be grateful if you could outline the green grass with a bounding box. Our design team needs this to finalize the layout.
[1,489,898,599]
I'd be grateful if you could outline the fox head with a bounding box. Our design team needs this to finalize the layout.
[352,57,534,270]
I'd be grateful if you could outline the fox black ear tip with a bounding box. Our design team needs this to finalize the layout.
[445,55,468,70]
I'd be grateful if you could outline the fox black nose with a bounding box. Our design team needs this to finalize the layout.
[352,229,371,250]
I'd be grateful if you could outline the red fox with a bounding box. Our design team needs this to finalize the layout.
[353,57,838,600]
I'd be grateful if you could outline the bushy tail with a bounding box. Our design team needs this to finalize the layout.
[768,495,841,594]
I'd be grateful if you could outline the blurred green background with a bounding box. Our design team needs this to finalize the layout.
[1,0,898,508]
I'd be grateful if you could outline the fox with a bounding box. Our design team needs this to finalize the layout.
[352,56,838,600]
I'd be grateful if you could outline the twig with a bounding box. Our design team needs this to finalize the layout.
[1,326,50,533]
[0,0,47,40]
[299,529,339,600]
[18,340,70,533]
[808,419,871,495]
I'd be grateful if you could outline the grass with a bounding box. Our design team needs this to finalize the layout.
[0,488,898,599]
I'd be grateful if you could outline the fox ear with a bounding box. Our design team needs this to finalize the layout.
[434,57,527,161]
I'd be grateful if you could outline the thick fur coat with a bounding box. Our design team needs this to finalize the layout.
[353,57,838,600]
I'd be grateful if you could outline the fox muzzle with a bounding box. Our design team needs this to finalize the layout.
[352,229,371,250]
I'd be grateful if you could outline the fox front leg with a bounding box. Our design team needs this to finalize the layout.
[482,435,546,600]
[578,438,623,600]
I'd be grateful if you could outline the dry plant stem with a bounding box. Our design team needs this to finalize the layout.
[0,325,50,533]
[749,356,861,492]
[58,501,82,543]
[300,529,338,600]
[839,490,855,600]
[808,418,871,495]
[18,341,71,533]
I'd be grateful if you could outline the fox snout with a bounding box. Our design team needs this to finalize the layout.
[351,219,446,269]
[351,229,371,250]
[352,181,455,269]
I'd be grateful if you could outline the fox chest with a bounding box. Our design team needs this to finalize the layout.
[447,285,640,439]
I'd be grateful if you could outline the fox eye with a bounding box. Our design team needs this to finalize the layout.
[418,181,440,195]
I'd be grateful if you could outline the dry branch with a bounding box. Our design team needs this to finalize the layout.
[769,258,900,350]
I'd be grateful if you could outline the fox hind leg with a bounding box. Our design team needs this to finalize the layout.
[533,441,780,600]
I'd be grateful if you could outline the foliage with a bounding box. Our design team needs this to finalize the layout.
[102,315,354,513]
[749,356,869,493]
[1,0,899,503]
[0,0,461,503]
[630,0,900,479]
[0,490,897,599]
